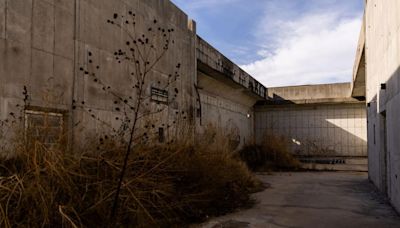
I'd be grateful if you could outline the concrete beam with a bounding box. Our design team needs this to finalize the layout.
[351,13,366,99]
[196,36,267,100]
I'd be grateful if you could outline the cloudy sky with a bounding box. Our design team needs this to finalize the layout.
[170,0,364,87]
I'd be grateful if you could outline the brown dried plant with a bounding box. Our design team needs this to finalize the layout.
[0,123,261,227]
[238,134,301,171]
[0,8,263,227]
[74,10,186,223]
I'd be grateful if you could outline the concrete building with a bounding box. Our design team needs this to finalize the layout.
[0,0,379,183]
[352,0,400,213]
[0,0,197,147]
[0,0,265,150]
[255,83,368,171]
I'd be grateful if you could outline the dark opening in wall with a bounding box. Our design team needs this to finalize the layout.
[158,128,165,143]
[196,108,201,118]
[25,109,66,148]
[373,124,376,145]
[151,87,168,104]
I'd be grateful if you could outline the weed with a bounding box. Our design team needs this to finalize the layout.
[0,129,261,227]
[238,135,301,171]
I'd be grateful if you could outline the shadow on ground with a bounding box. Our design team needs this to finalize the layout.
[194,172,400,228]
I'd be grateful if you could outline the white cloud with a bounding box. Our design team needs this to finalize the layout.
[242,12,362,87]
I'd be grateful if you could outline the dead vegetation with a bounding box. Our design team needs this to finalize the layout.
[237,135,301,171]
[0,8,265,225]
[0,129,262,227]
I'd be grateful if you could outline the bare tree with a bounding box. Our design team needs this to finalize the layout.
[76,10,183,224]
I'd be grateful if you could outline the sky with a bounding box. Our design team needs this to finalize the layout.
[170,0,364,87]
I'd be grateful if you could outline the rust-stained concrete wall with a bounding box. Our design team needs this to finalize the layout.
[353,0,400,212]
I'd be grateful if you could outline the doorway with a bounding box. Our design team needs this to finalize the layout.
[380,111,389,196]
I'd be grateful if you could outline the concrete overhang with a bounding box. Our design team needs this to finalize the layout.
[351,14,366,100]
[196,36,267,100]
[197,61,243,90]
[197,64,264,101]
[256,97,365,107]
[258,83,364,106]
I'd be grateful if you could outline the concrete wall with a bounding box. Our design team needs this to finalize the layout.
[0,0,267,151]
[197,37,267,99]
[194,37,266,149]
[360,0,400,212]
[197,71,257,149]
[255,103,367,158]
[268,83,353,103]
[256,84,367,158]
[0,0,197,147]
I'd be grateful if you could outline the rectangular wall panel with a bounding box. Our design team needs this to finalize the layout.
[255,103,367,157]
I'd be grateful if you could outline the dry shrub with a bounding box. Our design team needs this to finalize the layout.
[238,135,301,171]
[0,130,261,227]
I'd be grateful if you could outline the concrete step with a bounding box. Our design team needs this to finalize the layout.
[298,157,368,172]
[301,163,368,172]
[345,158,368,165]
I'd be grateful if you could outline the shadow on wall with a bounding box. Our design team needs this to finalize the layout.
[257,103,367,158]
[366,65,400,212]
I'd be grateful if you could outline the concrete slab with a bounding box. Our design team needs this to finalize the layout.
[0,0,5,39]
[30,49,53,103]
[196,172,400,228]
[54,0,74,12]
[3,39,30,98]
[32,0,54,53]
[301,163,368,172]
[6,0,32,44]
[54,6,74,59]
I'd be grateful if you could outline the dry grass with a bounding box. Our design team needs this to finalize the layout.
[238,135,301,171]
[0,129,262,227]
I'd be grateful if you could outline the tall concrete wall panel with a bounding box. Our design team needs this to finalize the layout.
[386,94,400,209]
[0,0,197,148]
[74,0,197,141]
[197,72,257,149]
[255,103,367,158]
[366,103,383,189]
[199,91,253,149]
[363,0,400,212]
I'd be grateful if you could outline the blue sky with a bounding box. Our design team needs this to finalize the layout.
[170,0,364,87]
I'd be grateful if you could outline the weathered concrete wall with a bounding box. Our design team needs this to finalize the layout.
[0,0,268,152]
[197,71,258,149]
[358,0,400,212]
[255,103,367,158]
[73,0,197,142]
[0,0,197,147]
[195,37,266,149]
[256,83,367,158]
[197,37,267,99]
[268,83,353,103]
